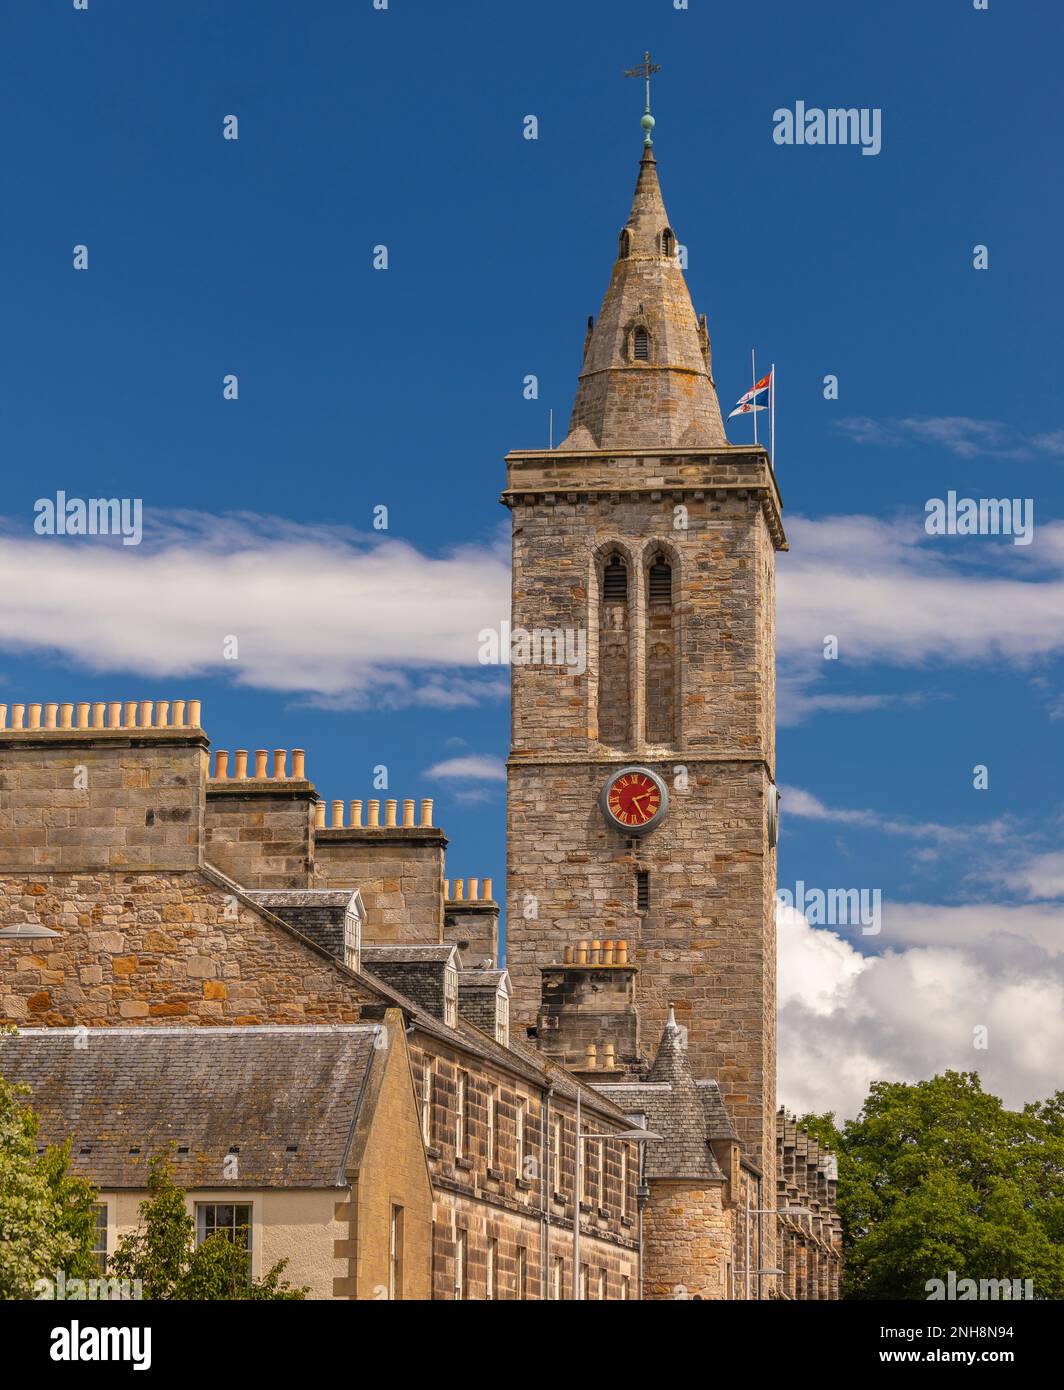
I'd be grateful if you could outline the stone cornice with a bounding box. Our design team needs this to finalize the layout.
[500,446,786,550]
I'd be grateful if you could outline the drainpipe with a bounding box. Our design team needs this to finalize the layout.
[541,1083,553,1300]
[637,1140,647,1301]
[572,1088,582,1300]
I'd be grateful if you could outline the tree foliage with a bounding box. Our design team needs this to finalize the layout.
[801,1071,1064,1299]
[0,1072,99,1299]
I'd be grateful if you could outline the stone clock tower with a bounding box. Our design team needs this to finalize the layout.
[501,135,787,1196]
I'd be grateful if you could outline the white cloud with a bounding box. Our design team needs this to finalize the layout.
[835,414,1061,460]
[423,754,506,782]
[4,505,1064,728]
[777,901,1064,1120]
[994,852,1064,902]
[777,514,1064,724]
[779,784,1014,848]
[0,512,511,707]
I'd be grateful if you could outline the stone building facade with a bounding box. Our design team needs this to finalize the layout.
[504,140,785,1279]
[0,126,841,1302]
[0,1018,434,1300]
[0,703,639,1298]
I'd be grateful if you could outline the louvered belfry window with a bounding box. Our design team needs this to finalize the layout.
[633,327,649,360]
[645,556,676,744]
[603,556,628,601]
[648,560,672,603]
[598,554,630,747]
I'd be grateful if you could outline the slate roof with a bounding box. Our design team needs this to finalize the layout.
[696,1081,739,1142]
[356,962,633,1127]
[0,1025,381,1190]
[361,945,458,963]
[457,969,509,991]
[246,890,357,909]
[595,1014,732,1181]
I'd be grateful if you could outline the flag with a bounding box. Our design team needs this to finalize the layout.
[728,370,772,418]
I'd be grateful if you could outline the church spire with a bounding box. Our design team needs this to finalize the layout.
[559,128,728,451]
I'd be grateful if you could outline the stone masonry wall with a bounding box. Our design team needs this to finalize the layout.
[204,785,316,889]
[503,445,782,1279]
[443,901,499,968]
[412,1036,640,1299]
[642,1180,732,1300]
[0,869,379,1027]
[0,731,207,873]
[315,829,444,944]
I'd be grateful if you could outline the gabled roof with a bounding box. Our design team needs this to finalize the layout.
[1,1025,381,1189]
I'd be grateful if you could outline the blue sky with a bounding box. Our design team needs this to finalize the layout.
[3,0,1063,1116]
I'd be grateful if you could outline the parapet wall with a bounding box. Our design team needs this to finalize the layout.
[775,1108,843,1300]
[205,748,315,889]
[443,877,499,967]
[314,796,446,945]
[0,699,207,873]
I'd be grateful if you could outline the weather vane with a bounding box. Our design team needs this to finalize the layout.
[624,51,661,146]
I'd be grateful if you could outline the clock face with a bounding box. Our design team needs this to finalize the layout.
[600,766,668,834]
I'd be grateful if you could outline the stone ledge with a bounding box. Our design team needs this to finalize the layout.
[207,781,317,801]
[507,752,773,770]
[316,828,447,848]
[0,729,209,751]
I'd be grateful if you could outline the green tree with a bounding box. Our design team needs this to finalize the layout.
[0,1072,99,1299]
[801,1071,1064,1299]
[109,1157,307,1300]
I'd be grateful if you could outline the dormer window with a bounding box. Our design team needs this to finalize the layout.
[496,989,510,1047]
[633,328,649,361]
[618,228,631,259]
[443,963,458,1027]
[660,228,675,257]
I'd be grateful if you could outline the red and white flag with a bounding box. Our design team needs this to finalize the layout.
[729,371,772,418]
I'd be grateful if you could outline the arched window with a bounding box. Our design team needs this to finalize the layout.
[597,554,630,747]
[633,328,649,361]
[645,555,676,744]
[661,228,675,257]
[618,228,631,259]
[603,556,628,601]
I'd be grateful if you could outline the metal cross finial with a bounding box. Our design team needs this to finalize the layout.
[624,51,661,145]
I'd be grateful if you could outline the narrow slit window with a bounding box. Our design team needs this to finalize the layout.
[636,870,650,912]
[633,328,649,360]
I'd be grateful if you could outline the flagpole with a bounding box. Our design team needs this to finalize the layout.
[770,362,776,468]
[751,347,758,446]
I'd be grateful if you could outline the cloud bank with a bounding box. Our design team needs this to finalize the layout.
[0,511,511,708]
[778,900,1064,1121]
